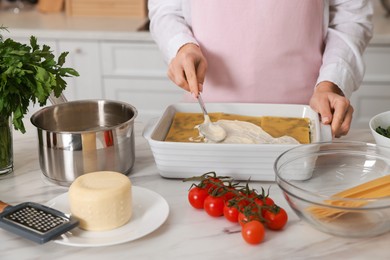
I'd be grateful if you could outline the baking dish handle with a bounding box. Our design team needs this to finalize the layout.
[320,123,333,142]
[142,117,160,140]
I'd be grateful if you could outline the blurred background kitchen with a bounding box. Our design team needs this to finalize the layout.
[0,0,389,129]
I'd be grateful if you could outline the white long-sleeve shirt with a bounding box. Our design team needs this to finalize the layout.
[148,0,373,98]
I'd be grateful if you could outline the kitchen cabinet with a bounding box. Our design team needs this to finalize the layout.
[41,36,390,127]
[101,42,182,120]
[1,7,390,127]
[2,28,182,122]
[349,1,390,128]
[60,39,182,122]
[99,40,390,127]
[350,45,390,128]
[62,39,390,127]
[58,40,103,101]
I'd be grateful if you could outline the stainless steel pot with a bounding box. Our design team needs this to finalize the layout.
[30,99,138,186]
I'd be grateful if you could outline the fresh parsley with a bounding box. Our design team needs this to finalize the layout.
[0,26,79,133]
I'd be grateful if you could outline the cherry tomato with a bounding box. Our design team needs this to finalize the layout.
[264,197,275,206]
[239,190,257,200]
[188,187,209,209]
[254,198,263,207]
[236,198,249,212]
[223,187,237,202]
[238,212,249,227]
[255,196,275,216]
[236,190,257,211]
[204,195,225,217]
[263,207,288,230]
[255,196,274,207]
[237,210,259,227]
[202,177,224,192]
[241,220,265,245]
[223,202,239,222]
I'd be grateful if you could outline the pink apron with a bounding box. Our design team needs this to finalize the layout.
[189,0,324,104]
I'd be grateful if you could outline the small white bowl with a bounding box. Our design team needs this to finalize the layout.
[369,111,390,148]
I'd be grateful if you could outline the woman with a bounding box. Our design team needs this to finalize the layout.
[148,0,373,137]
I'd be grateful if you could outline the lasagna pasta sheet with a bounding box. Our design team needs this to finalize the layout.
[165,112,311,144]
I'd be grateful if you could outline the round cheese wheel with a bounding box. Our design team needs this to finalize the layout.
[69,171,132,231]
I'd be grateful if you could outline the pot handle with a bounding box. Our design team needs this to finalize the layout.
[49,92,68,105]
[142,117,160,140]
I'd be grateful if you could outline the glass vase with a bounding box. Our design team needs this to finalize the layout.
[0,115,13,177]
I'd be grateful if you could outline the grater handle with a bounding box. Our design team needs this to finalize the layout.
[0,201,10,213]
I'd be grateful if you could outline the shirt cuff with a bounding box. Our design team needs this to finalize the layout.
[316,63,357,99]
[167,33,199,63]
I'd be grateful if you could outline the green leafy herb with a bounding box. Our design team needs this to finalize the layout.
[376,126,390,138]
[0,26,79,133]
[0,117,12,171]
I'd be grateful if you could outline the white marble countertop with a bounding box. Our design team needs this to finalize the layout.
[1,117,390,260]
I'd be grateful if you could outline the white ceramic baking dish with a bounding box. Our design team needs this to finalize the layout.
[143,103,332,181]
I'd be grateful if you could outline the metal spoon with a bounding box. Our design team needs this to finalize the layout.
[197,93,227,142]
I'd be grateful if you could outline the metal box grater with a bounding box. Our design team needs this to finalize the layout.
[0,202,79,244]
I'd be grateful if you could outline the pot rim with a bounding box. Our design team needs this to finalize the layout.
[30,99,138,134]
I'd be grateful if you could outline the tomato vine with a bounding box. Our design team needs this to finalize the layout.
[184,171,288,245]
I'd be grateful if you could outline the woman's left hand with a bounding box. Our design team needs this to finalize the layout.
[309,81,354,138]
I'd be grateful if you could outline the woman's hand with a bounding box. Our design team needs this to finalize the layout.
[167,43,208,98]
[309,81,354,138]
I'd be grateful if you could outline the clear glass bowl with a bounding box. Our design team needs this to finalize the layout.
[274,141,390,238]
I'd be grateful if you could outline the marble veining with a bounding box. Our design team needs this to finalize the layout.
[0,117,389,260]
[0,2,388,258]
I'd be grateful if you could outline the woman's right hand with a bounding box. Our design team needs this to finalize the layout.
[167,43,208,98]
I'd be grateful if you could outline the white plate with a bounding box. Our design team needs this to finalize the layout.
[46,186,169,247]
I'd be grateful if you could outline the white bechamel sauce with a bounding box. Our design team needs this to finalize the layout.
[197,119,300,144]
[196,115,227,142]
